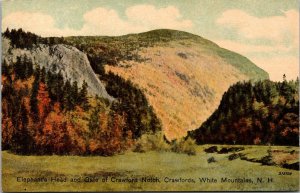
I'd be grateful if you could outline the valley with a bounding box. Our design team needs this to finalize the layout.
[65,29,269,139]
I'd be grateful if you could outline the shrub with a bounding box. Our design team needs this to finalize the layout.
[260,147,275,165]
[282,162,299,171]
[228,153,240,161]
[207,156,216,163]
[133,134,197,156]
[170,138,196,156]
[218,147,245,154]
[133,132,170,153]
[204,146,218,153]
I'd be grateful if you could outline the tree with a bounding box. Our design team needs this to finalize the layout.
[78,80,89,110]
[40,67,46,83]
[12,101,33,154]
[37,82,51,119]
[13,56,25,79]
[1,98,14,150]
[71,80,79,106]
[24,55,34,78]
[36,105,72,154]
[283,74,286,82]
[190,79,299,145]
[88,104,102,134]
[3,28,10,38]
[30,70,40,118]
[62,80,72,110]
[2,59,11,76]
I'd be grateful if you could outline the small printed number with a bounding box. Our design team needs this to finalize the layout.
[279,172,292,175]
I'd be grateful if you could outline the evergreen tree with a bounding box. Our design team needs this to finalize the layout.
[62,80,72,110]
[2,59,11,76]
[88,104,101,134]
[24,55,34,78]
[79,80,89,110]
[13,101,32,154]
[71,81,79,105]
[30,69,40,118]
[40,67,46,83]
[13,56,25,79]
[3,28,10,38]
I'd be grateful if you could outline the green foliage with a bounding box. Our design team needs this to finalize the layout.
[2,55,35,80]
[133,133,196,156]
[102,72,162,139]
[170,137,196,156]
[3,28,65,49]
[207,156,216,163]
[14,61,90,113]
[213,47,269,81]
[11,101,33,154]
[88,101,103,134]
[2,51,159,156]
[133,132,170,153]
[190,79,299,146]
[260,146,275,166]
[13,56,33,80]
[228,153,240,161]
[2,56,91,155]
[78,80,90,110]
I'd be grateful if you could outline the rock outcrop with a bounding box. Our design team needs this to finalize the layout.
[2,38,112,100]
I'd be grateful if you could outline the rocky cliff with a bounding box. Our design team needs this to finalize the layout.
[2,37,112,100]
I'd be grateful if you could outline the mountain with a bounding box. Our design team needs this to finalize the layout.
[188,79,299,146]
[66,29,269,140]
[1,29,162,156]
[2,37,113,100]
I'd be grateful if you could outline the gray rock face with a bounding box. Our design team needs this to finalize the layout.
[2,38,113,100]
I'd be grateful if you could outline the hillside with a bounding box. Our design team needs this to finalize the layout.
[2,37,112,100]
[188,79,299,145]
[66,29,269,140]
[1,29,162,156]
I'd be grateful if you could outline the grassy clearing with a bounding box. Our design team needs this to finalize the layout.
[2,145,299,191]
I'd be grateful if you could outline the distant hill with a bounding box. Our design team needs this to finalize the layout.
[66,29,269,140]
[188,79,299,146]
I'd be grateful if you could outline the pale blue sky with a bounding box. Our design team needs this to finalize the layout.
[2,0,299,80]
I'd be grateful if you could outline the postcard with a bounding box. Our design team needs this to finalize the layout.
[1,0,299,191]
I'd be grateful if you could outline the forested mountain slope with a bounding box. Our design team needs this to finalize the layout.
[189,79,299,146]
[1,29,161,155]
[66,29,269,139]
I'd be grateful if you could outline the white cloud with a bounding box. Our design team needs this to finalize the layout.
[79,7,141,36]
[2,5,193,37]
[216,9,299,47]
[2,12,78,37]
[215,9,299,81]
[126,5,193,30]
[252,56,299,81]
[214,39,291,55]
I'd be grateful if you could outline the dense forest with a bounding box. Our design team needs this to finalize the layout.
[2,28,161,155]
[189,78,299,146]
